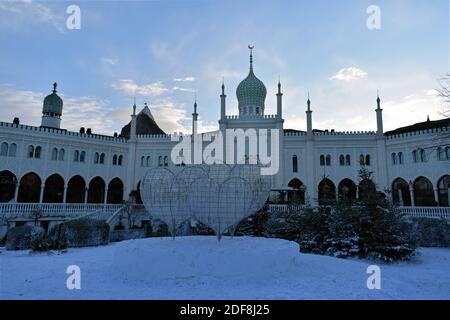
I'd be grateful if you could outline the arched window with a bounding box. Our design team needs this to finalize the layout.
[318,178,336,205]
[17,172,41,203]
[360,154,365,166]
[164,156,169,167]
[438,175,450,207]
[8,143,16,157]
[118,155,123,166]
[146,156,151,167]
[112,154,118,166]
[94,152,99,164]
[412,150,418,163]
[339,155,345,166]
[326,155,331,166]
[100,153,105,164]
[419,149,426,162]
[141,156,145,167]
[27,145,34,158]
[345,154,351,166]
[365,154,371,166]
[0,142,8,156]
[288,178,305,204]
[34,146,41,159]
[392,178,411,206]
[398,152,403,164]
[58,148,65,161]
[80,151,86,163]
[320,155,325,166]
[74,150,79,162]
[338,178,357,201]
[392,153,397,165]
[51,148,58,160]
[414,177,436,207]
[446,147,450,160]
[292,155,298,173]
[158,156,163,166]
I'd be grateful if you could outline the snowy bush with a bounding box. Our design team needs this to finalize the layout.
[50,218,109,248]
[295,170,416,262]
[5,225,45,250]
[408,217,450,247]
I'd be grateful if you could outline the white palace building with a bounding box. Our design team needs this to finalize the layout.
[0,50,449,230]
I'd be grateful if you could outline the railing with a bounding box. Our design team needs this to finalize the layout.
[0,203,123,222]
[268,204,309,213]
[396,206,450,221]
[268,204,450,221]
[106,204,150,228]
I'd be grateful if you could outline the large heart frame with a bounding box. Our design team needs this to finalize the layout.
[140,164,272,240]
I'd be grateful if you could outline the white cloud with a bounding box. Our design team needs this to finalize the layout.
[329,67,368,81]
[172,86,195,93]
[173,77,196,82]
[101,57,118,66]
[0,0,65,32]
[112,80,169,97]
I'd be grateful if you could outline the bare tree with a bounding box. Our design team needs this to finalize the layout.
[437,73,450,117]
[433,74,450,148]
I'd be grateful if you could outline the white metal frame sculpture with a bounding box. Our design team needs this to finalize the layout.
[141,164,271,240]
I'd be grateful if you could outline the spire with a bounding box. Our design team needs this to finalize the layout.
[307,92,311,111]
[376,90,381,109]
[52,82,57,93]
[132,97,136,116]
[248,45,254,73]
[221,77,225,96]
[277,76,282,94]
[193,96,198,115]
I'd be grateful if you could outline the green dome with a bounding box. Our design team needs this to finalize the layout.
[43,83,63,115]
[236,48,266,111]
[236,69,267,109]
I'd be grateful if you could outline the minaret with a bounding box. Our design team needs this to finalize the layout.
[276,78,283,118]
[192,98,198,137]
[41,82,63,129]
[130,100,137,142]
[375,91,383,135]
[374,91,388,193]
[127,100,138,201]
[220,79,226,120]
[306,93,313,137]
[305,93,316,206]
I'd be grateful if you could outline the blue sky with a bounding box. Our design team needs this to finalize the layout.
[0,0,448,135]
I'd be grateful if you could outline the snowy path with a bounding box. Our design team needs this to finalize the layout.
[0,237,449,300]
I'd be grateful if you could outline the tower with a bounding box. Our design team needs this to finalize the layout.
[276,79,283,118]
[305,93,316,205]
[126,101,138,199]
[41,82,63,129]
[192,98,198,137]
[220,79,226,120]
[306,93,313,137]
[376,91,383,135]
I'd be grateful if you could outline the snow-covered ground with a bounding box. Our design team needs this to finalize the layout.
[0,236,449,300]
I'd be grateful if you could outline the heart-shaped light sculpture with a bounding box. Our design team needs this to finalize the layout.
[141,164,272,240]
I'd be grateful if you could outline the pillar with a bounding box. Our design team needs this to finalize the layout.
[409,182,415,207]
[39,185,44,203]
[63,185,68,204]
[434,188,439,207]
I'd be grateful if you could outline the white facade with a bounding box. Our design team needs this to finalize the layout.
[0,58,449,208]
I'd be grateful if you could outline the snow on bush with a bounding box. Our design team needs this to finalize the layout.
[50,218,109,248]
[5,225,45,250]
